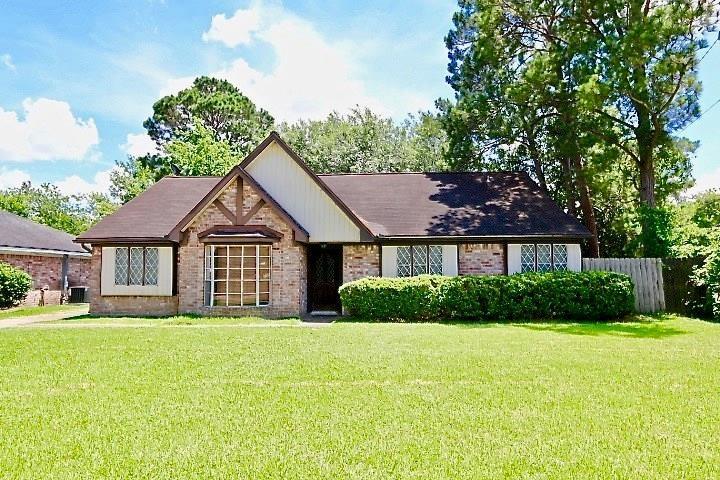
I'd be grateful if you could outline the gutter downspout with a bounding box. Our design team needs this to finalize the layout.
[61,254,69,303]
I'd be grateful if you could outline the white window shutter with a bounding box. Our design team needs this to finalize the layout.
[567,244,582,271]
[441,245,458,276]
[381,246,398,277]
[507,244,522,274]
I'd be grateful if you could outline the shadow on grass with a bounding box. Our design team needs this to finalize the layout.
[516,320,688,339]
[338,314,689,338]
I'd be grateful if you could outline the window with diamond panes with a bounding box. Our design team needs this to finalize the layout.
[536,244,552,272]
[553,244,568,271]
[129,247,144,285]
[396,246,412,277]
[412,245,428,276]
[144,248,159,285]
[114,247,129,285]
[396,245,444,277]
[114,247,160,286]
[519,244,570,273]
[205,244,271,307]
[520,244,535,273]
[428,245,443,275]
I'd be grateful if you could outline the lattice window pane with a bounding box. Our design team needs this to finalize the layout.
[144,247,159,285]
[396,246,411,277]
[429,245,443,275]
[129,247,144,285]
[208,244,270,307]
[114,247,128,285]
[412,245,428,276]
[537,244,552,272]
[553,244,568,271]
[520,245,535,273]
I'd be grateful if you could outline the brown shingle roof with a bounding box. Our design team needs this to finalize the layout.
[76,176,220,242]
[0,210,88,254]
[319,172,592,238]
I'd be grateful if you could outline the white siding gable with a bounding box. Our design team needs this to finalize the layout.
[244,142,362,242]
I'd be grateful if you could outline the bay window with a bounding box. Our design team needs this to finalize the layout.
[204,244,271,307]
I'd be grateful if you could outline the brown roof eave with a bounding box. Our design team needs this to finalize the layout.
[376,234,593,244]
[73,237,177,245]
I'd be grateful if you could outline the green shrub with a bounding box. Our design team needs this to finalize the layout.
[339,271,635,322]
[0,262,32,309]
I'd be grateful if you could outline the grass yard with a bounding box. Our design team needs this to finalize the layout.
[1,315,719,479]
[0,303,87,320]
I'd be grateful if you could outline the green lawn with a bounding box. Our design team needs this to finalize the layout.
[0,303,87,320]
[1,315,719,479]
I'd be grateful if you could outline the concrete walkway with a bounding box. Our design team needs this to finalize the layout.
[0,305,89,329]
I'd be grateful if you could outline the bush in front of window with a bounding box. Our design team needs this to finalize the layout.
[339,271,635,322]
[338,275,446,321]
[0,262,33,309]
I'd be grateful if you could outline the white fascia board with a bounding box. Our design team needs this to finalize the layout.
[0,246,90,258]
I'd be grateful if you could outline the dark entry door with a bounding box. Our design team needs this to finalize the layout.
[308,244,342,312]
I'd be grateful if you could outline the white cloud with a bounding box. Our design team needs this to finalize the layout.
[54,167,118,197]
[202,6,261,47]
[0,98,99,162]
[121,133,159,157]
[1,53,15,71]
[686,166,720,196]
[0,168,30,189]
[174,1,388,122]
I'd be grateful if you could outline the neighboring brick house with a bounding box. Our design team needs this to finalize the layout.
[76,132,591,317]
[0,211,91,306]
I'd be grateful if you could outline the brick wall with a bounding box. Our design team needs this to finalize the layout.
[458,243,505,275]
[178,179,307,317]
[342,244,380,283]
[88,246,178,316]
[68,257,90,286]
[0,252,90,306]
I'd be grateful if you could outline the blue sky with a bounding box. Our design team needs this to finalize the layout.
[0,0,718,196]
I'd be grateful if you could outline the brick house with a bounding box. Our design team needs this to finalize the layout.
[1,211,91,306]
[76,132,591,317]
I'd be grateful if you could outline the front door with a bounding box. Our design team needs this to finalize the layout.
[307,244,342,312]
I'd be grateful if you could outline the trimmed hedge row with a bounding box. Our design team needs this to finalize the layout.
[339,271,635,322]
[0,262,32,309]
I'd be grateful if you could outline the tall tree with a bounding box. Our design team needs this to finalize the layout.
[442,0,716,256]
[144,76,274,155]
[111,77,274,201]
[442,0,602,255]
[575,0,717,209]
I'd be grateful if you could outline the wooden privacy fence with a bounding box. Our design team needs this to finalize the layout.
[582,258,665,313]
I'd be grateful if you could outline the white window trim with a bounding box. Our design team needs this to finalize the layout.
[101,246,173,296]
[204,244,271,308]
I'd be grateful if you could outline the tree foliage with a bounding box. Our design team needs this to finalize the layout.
[144,76,274,155]
[0,183,117,235]
[442,0,717,256]
[111,77,273,201]
[279,108,448,173]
